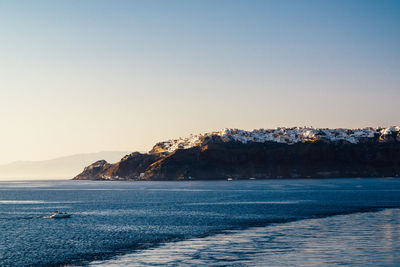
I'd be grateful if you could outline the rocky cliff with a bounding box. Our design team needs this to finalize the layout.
[73,127,400,180]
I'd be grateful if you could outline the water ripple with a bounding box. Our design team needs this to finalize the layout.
[91,209,400,266]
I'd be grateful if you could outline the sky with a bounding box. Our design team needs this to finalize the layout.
[0,0,399,164]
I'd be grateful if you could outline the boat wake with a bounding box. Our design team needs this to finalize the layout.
[91,208,400,266]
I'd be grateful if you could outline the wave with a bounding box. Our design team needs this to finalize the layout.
[0,200,50,204]
[184,200,310,205]
[90,208,400,266]
[0,200,81,204]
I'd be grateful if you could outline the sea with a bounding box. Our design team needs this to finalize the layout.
[0,178,400,266]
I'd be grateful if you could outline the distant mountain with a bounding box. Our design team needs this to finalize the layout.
[0,151,131,179]
[74,127,400,181]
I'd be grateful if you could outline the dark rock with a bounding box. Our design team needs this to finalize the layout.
[74,160,112,180]
[73,139,400,181]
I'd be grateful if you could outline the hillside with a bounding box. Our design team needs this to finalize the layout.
[0,151,130,179]
[74,127,400,181]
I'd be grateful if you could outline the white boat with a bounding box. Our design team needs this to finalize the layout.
[49,211,71,219]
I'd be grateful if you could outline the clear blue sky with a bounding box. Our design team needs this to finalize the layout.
[0,0,399,163]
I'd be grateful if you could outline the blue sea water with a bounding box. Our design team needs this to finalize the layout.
[0,178,400,266]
